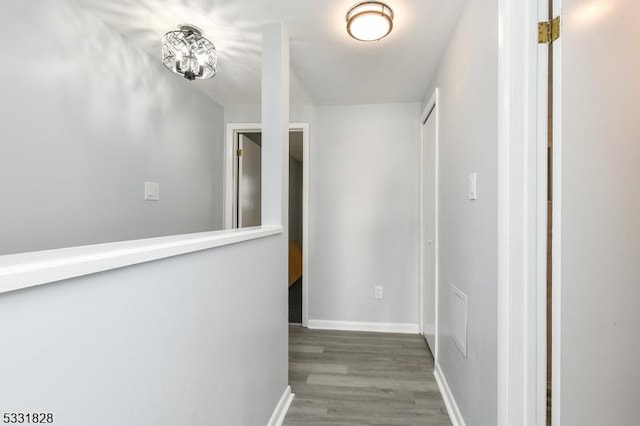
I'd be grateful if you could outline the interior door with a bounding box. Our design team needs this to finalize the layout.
[422,107,437,354]
[237,133,261,227]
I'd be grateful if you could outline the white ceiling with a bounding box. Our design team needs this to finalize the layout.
[75,0,466,106]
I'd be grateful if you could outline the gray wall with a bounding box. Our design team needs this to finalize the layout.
[0,0,225,256]
[423,0,498,423]
[560,0,640,424]
[0,235,288,426]
[308,103,421,325]
[226,103,421,326]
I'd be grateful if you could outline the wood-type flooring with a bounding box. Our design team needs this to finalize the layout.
[283,326,452,426]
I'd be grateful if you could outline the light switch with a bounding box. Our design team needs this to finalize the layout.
[468,173,477,200]
[144,181,159,201]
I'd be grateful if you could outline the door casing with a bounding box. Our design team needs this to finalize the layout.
[419,88,440,364]
[496,0,552,424]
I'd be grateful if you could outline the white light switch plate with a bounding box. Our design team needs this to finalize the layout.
[468,173,477,200]
[375,285,383,299]
[144,181,159,201]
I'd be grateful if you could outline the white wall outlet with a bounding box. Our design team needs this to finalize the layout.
[144,181,160,201]
[374,285,383,299]
[468,173,478,200]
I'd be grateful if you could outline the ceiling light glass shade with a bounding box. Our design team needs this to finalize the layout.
[346,2,394,42]
[162,25,217,81]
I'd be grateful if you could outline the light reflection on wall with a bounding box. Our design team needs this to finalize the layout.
[568,0,615,29]
[0,0,226,255]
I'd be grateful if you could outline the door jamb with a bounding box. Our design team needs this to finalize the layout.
[550,0,562,423]
[300,122,310,328]
[224,122,311,327]
[225,123,259,230]
[497,0,550,424]
[419,88,440,364]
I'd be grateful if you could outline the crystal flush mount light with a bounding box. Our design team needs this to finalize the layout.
[162,25,217,81]
[346,1,394,42]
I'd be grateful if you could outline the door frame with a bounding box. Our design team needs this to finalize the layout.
[550,1,562,424]
[233,133,263,228]
[497,0,553,425]
[419,88,440,364]
[225,123,259,229]
[224,122,311,327]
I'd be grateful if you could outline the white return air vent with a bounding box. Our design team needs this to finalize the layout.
[450,283,468,357]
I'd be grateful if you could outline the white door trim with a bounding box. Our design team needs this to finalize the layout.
[224,122,310,327]
[225,123,260,230]
[419,88,440,364]
[300,123,310,328]
[497,0,549,425]
[550,1,562,424]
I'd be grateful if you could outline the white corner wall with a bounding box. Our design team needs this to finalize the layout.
[423,0,499,423]
[0,235,288,426]
[0,0,225,256]
[559,0,640,424]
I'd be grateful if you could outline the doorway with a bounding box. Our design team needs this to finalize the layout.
[225,123,310,326]
[420,89,439,360]
[234,132,262,228]
[288,131,304,324]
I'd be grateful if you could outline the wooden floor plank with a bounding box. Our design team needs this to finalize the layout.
[284,326,452,425]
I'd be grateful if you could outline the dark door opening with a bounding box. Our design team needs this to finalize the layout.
[288,131,303,324]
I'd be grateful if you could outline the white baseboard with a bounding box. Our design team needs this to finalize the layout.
[267,385,294,426]
[434,363,466,426]
[307,319,419,334]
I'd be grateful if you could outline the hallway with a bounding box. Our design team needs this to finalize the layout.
[283,326,451,425]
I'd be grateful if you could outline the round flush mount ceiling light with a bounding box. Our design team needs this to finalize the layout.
[162,25,217,81]
[346,1,394,42]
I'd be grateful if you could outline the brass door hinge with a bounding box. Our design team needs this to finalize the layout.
[236,148,243,157]
[538,16,560,44]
